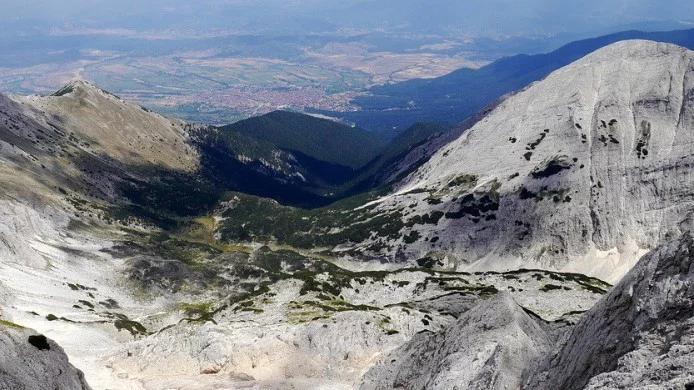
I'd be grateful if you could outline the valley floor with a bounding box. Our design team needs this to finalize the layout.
[0,199,607,389]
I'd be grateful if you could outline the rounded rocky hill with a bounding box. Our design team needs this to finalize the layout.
[358,40,694,283]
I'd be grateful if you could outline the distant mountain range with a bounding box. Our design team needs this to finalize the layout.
[336,28,694,135]
[6,1,692,38]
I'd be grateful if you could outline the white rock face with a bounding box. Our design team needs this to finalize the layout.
[525,231,694,390]
[361,40,694,283]
[0,322,91,390]
[360,293,552,390]
[0,200,70,268]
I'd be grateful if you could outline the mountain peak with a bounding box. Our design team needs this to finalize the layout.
[50,78,91,97]
[50,78,118,99]
[16,79,199,172]
[579,39,689,61]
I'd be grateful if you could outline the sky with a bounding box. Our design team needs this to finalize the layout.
[0,0,693,38]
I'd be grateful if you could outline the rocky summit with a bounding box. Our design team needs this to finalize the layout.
[1,39,694,389]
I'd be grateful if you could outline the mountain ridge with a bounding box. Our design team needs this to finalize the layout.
[218,110,388,170]
[339,28,694,133]
[360,292,553,390]
[360,228,694,390]
[525,229,694,389]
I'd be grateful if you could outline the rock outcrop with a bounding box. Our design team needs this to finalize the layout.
[360,293,552,390]
[525,231,694,390]
[0,322,91,390]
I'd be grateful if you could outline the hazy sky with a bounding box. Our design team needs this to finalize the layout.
[1,0,693,37]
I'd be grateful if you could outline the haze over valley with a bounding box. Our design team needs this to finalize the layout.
[2,0,694,128]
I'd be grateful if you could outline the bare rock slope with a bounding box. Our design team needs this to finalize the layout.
[3,40,693,389]
[357,40,694,283]
[0,80,200,206]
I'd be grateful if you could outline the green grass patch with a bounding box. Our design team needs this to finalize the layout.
[447,174,477,189]
[0,320,25,330]
[179,302,217,323]
[217,190,404,249]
